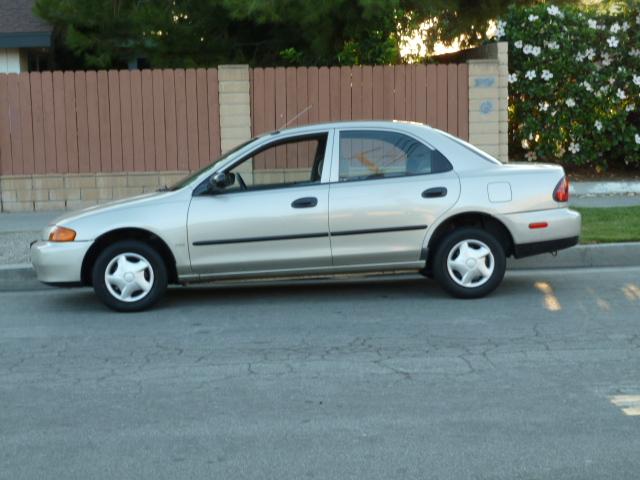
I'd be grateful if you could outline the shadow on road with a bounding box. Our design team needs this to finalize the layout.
[33,274,540,315]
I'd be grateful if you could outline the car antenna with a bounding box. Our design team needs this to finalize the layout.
[278,104,312,131]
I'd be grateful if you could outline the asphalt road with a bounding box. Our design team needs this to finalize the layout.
[1,268,640,480]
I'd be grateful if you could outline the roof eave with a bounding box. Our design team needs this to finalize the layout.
[0,31,51,49]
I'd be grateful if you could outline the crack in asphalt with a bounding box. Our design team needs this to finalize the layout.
[3,329,640,387]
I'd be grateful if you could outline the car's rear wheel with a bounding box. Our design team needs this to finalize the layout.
[92,240,167,312]
[432,227,506,298]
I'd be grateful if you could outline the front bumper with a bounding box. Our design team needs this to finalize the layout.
[30,240,93,285]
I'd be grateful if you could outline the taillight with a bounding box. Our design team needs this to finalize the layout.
[553,176,570,202]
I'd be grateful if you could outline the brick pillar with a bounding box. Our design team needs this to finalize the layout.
[217,65,251,153]
[466,41,509,163]
[496,42,509,163]
[217,65,252,178]
[468,60,501,161]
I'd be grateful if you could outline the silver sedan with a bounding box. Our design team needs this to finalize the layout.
[31,121,581,311]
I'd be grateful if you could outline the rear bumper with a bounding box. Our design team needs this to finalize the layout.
[502,207,581,250]
[513,236,579,258]
[31,240,92,284]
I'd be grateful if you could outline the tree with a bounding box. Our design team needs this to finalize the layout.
[35,0,536,69]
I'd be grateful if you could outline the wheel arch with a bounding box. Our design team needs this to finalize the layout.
[81,228,178,286]
[424,211,515,270]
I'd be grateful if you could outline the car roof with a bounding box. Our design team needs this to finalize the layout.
[264,120,434,137]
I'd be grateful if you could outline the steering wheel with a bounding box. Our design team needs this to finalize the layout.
[236,172,247,190]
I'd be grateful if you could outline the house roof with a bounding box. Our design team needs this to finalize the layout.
[0,0,52,48]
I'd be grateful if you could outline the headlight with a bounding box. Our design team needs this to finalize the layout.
[49,226,77,242]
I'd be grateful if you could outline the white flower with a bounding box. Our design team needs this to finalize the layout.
[636,134,640,145]
[633,75,640,87]
[617,89,626,100]
[576,51,586,62]
[531,46,541,57]
[523,44,533,55]
[607,36,619,48]
[568,142,580,154]
[514,40,523,49]
[538,102,549,112]
[637,15,640,25]
[521,139,530,150]
[496,20,506,39]
[547,5,562,17]
[528,14,539,22]
[609,77,615,85]
[508,73,518,83]
[588,19,598,29]
[622,21,630,32]
[630,49,640,58]
[581,81,593,92]
[525,69,537,80]
[566,98,576,107]
[627,104,636,112]
[585,48,595,60]
[599,85,609,93]
[602,53,612,66]
[594,120,603,132]
[546,40,559,50]
[525,151,537,161]
[541,69,553,81]
[610,22,621,33]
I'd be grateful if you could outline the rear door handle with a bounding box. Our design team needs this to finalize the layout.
[291,197,318,208]
[422,187,447,198]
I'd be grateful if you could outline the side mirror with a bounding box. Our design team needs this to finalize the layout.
[209,172,235,192]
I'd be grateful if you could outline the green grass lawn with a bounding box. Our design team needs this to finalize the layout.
[575,206,640,244]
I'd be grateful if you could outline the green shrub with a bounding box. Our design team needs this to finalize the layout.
[498,4,640,171]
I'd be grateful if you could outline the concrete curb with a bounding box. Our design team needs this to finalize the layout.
[571,181,640,197]
[2,242,640,288]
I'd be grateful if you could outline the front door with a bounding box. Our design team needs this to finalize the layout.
[188,132,333,275]
[328,128,460,266]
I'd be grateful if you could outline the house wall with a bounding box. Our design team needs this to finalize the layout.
[0,48,27,73]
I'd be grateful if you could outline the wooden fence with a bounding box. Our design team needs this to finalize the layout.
[0,64,469,176]
[0,69,221,176]
[250,64,469,140]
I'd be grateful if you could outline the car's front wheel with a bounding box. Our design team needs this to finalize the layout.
[432,227,506,298]
[92,240,167,312]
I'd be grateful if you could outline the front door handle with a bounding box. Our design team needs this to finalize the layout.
[422,187,447,198]
[291,197,318,208]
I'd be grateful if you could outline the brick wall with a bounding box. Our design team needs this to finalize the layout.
[0,172,187,212]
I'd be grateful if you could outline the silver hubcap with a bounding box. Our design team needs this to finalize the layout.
[104,253,154,302]
[446,239,495,288]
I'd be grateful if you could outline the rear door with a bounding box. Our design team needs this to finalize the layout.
[328,128,460,266]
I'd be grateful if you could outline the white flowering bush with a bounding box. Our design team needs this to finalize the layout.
[499,4,640,170]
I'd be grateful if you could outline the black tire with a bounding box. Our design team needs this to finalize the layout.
[432,227,506,299]
[92,240,167,312]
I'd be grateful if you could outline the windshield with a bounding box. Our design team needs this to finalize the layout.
[167,138,259,191]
